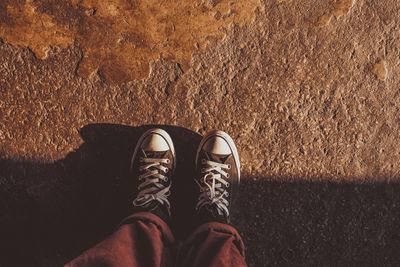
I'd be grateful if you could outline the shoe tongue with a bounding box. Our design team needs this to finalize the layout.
[144,150,167,158]
[207,153,229,164]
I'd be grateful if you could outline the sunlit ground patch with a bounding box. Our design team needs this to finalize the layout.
[0,0,261,82]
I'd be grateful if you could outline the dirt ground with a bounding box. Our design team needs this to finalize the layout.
[0,0,400,266]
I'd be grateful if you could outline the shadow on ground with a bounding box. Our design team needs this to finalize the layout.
[0,124,399,266]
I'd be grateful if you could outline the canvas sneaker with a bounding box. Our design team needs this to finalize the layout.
[130,128,175,222]
[194,130,240,224]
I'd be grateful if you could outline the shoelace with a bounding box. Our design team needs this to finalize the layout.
[196,159,231,217]
[133,157,171,212]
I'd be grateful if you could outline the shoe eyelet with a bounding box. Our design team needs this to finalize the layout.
[165,168,169,173]
[201,159,206,164]
[166,159,170,164]
[226,173,230,178]
[226,192,229,197]
[227,164,231,169]
[226,182,230,187]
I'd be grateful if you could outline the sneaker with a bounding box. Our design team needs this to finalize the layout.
[195,130,240,224]
[130,128,175,222]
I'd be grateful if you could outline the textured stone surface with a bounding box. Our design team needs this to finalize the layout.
[1,0,400,266]
[0,0,260,82]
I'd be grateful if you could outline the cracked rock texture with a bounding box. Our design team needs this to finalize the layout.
[1,0,399,180]
[1,0,400,266]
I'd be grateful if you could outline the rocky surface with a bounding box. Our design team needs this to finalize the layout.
[1,0,400,266]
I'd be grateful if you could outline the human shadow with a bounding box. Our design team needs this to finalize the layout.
[1,124,400,267]
[0,123,201,267]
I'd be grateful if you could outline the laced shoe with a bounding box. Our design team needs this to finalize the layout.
[130,128,175,222]
[195,130,240,224]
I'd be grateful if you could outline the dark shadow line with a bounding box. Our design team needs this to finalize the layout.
[0,123,399,266]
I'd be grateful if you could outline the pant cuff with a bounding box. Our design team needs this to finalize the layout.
[186,222,246,257]
[119,211,175,244]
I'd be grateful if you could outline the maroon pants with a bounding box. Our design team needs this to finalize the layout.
[66,212,248,267]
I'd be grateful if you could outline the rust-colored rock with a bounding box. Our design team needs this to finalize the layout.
[0,0,399,179]
[0,0,260,82]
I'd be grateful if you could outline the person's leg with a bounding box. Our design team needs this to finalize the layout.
[66,128,177,267]
[66,212,175,267]
[178,222,247,267]
[178,130,248,267]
